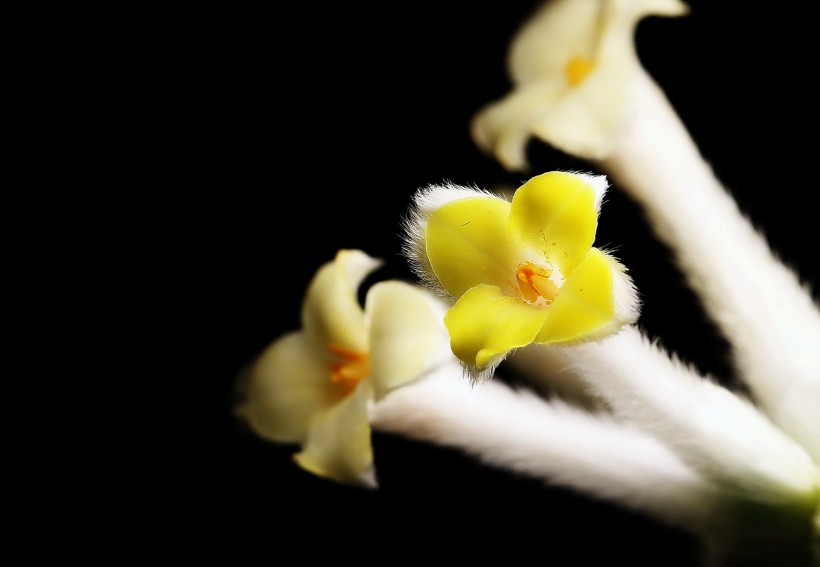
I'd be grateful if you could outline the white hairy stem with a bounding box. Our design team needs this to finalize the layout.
[372,361,723,533]
[596,68,820,461]
[558,326,818,507]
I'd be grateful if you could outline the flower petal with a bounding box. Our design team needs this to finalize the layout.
[613,0,689,21]
[425,195,517,298]
[237,331,333,443]
[293,380,377,489]
[445,284,548,377]
[302,249,381,354]
[510,171,602,276]
[365,281,448,400]
[508,0,602,85]
[471,80,564,172]
[404,183,501,298]
[535,247,622,344]
[510,0,688,86]
[529,53,633,158]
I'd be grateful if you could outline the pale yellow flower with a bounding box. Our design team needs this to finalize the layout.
[472,0,687,170]
[236,249,448,487]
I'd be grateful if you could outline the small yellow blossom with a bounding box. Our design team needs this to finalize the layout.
[471,0,688,170]
[404,171,639,380]
[236,249,448,488]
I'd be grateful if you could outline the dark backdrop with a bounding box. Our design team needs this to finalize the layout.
[179,2,817,564]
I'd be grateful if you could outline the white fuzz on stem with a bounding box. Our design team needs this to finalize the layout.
[558,325,818,507]
[596,69,820,461]
[371,362,723,532]
[504,343,605,411]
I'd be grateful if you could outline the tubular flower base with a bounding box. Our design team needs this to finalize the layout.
[403,170,639,380]
[595,69,820,463]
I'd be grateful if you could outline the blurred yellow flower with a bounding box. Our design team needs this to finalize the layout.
[236,249,447,488]
[404,171,639,379]
[471,0,687,170]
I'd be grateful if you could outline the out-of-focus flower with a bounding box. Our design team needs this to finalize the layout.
[236,249,448,488]
[471,0,687,170]
[403,170,639,380]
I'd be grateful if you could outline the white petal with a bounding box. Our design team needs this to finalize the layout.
[237,332,332,443]
[471,80,565,171]
[528,33,635,158]
[365,281,450,399]
[302,249,382,354]
[294,380,377,489]
[509,0,687,86]
[508,0,602,85]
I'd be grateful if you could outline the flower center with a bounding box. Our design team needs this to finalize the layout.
[516,261,560,305]
[327,343,369,397]
[564,55,594,87]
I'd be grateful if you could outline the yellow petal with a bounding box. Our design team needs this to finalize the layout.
[302,249,381,354]
[365,281,447,400]
[294,380,377,488]
[425,195,516,298]
[445,284,548,374]
[237,332,333,443]
[535,248,617,344]
[510,171,599,275]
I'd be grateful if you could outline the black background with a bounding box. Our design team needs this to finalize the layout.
[178,2,818,564]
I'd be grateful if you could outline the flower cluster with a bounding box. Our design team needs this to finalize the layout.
[235,1,819,564]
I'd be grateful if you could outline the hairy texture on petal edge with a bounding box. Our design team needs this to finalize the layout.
[401,182,502,301]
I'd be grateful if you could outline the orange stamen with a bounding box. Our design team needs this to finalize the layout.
[565,56,594,87]
[516,262,560,305]
[327,343,370,397]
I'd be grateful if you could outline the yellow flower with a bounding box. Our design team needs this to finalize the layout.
[404,171,639,379]
[471,0,688,171]
[236,249,448,488]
